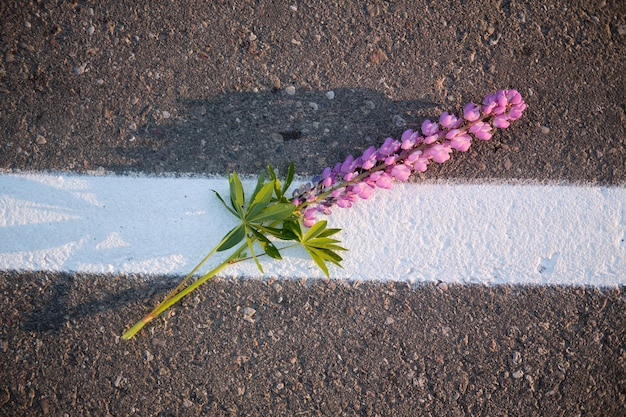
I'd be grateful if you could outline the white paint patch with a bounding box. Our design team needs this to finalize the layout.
[1,173,624,286]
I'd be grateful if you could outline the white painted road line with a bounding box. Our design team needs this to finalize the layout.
[1,173,624,286]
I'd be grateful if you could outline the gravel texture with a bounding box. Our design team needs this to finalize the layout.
[1,272,625,416]
[1,1,625,415]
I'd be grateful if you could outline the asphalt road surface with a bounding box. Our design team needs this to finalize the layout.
[1,1,625,416]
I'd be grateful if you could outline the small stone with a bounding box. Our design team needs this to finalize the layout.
[437,282,448,291]
[367,4,380,17]
[39,398,49,414]
[512,351,522,366]
[325,91,335,99]
[369,49,388,64]
[35,135,47,145]
[143,350,154,362]
[113,375,123,388]
[364,100,376,110]
[248,33,257,41]
[504,158,512,170]
[73,64,87,75]
[162,110,170,119]
[128,122,137,131]
[87,26,95,36]
[271,133,284,143]
[385,316,395,325]
[284,85,296,95]
[19,42,35,52]
[182,398,194,408]
[512,369,524,379]
[540,125,550,134]
[289,4,298,11]
[308,102,319,110]
[392,115,406,127]
[242,307,256,317]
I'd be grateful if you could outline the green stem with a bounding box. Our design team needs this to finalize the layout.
[121,235,300,340]
[122,240,248,340]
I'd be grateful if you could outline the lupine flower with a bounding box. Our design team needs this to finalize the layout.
[122,89,528,339]
[293,89,527,225]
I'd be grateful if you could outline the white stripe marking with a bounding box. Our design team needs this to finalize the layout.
[1,173,624,286]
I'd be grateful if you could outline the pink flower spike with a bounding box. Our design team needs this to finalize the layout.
[506,89,522,104]
[448,133,472,152]
[421,119,439,136]
[375,172,394,189]
[508,103,527,120]
[424,134,440,144]
[340,155,356,175]
[469,122,492,140]
[390,164,411,181]
[412,156,429,172]
[493,114,510,128]
[496,90,508,107]
[336,197,352,208]
[401,129,416,149]
[379,137,399,156]
[445,129,462,139]
[330,187,345,198]
[482,94,497,115]
[406,149,422,162]
[439,112,461,129]
[353,182,375,199]
[384,155,398,165]
[361,146,378,169]
[424,143,452,163]
[303,208,317,227]
[463,103,481,121]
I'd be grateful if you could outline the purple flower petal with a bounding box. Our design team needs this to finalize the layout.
[390,164,411,181]
[424,143,452,163]
[463,103,481,121]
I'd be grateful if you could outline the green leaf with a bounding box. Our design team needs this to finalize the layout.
[282,162,295,196]
[283,220,304,241]
[267,165,282,199]
[217,224,246,251]
[248,202,296,223]
[306,247,330,277]
[317,227,342,238]
[257,224,298,241]
[212,190,239,218]
[248,171,266,208]
[246,181,275,219]
[304,220,329,240]
[250,228,282,260]
[229,171,245,216]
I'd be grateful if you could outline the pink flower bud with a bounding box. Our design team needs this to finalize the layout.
[469,122,493,140]
[424,143,452,163]
[390,164,411,181]
[463,103,481,121]
[493,114,510,128]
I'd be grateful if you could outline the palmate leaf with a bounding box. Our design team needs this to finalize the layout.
[287,220,347,277]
